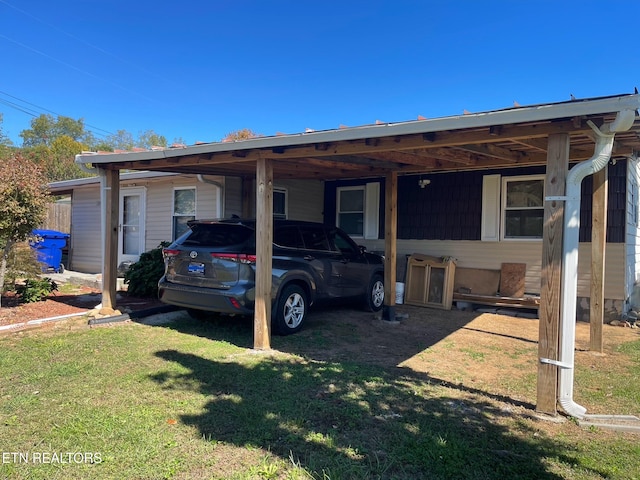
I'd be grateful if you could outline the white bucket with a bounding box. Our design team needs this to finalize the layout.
[395,282,405,304]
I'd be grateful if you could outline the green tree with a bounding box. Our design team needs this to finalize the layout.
[105,129,135,150]
[0,113,13,147]
[0,153,49,307]
[21,136,93,182]
[20,114,87,147]
[49,135,93,181]
[138,130,167,149]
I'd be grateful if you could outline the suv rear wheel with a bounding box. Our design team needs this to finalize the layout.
[273,284,307,335]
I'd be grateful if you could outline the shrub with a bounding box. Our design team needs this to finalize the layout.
[16,277,57,303]
[124,242,169,298]
[2,241,44,293]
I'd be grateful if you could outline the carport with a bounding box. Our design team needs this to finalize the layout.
[76,93,640,416]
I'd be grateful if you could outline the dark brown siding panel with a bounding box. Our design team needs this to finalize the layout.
[324,160,627,243]
[397,171,484,240]
[579,159,626,243]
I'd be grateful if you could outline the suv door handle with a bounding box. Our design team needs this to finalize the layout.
[303,255,315,261]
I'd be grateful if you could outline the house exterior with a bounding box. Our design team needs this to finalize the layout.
[323,157,640,321]
[50,94,640,326]
[50,155,640,321]
[48,172,324,273]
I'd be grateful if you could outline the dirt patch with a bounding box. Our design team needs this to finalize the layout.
[284,303,640,419]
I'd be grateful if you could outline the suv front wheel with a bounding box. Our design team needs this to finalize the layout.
[364,274,384,312]
[273,284,307,335]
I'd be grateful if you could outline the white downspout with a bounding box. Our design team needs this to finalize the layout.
[555,109,636,418]
[197,174,225,218]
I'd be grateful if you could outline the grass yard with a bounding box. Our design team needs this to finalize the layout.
[0,306,639,479]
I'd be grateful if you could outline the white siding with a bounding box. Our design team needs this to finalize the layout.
[131,175,221,249]
[224,177,243,217]
[240,179,324,221]
[626,156,640,306]
[279,179,324,221]
[69,187,102,273]
[68,175,222,272]
[362,238,626,300]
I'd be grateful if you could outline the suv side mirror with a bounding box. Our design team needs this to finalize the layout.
[359,245,367,255]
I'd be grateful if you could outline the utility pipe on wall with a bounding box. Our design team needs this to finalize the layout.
[197,174,224,218]
[550,109,636,419]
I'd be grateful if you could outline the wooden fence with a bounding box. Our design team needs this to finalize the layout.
[41,203,71,233]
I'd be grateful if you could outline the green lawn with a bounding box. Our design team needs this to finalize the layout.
[0,312,638,479]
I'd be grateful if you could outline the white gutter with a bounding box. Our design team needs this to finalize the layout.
[75,153,99,175]
[549,109,637,419]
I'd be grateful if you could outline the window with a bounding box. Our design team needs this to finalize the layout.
[337,187,364,236]
[173,188,196,240]
[300,226,331,251]
[502,175,545,239]
[330,229,358,255]
[274,188,287,219]
[481,174,546,241]
[336,182,380,239]
[274,226,304,248]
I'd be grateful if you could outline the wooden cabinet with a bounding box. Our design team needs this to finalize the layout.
[404,254,456,310]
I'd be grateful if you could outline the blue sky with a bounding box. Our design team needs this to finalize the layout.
[1,0,638,146]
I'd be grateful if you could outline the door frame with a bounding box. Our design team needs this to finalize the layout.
[118,187,146,266]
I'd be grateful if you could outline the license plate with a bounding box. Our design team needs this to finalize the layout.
[188,263,205,275]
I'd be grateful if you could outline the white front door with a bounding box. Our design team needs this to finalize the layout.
[119,188,146,265]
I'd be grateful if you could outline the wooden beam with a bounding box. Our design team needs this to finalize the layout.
[537,133,569,415]
[383,171,398,321]
[100,168,119,314]
[254,158,273,350]
[453,143,530,163]
[364,150,445,168]
[510,138,549,153]
[590,166,607,353]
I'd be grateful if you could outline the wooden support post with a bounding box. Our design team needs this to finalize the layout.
[241,176,252,218]
[254,159,273,350]
[537,133,569,415]
[383,171,398,321]
[590,167,608,353]
[100,168,119,314]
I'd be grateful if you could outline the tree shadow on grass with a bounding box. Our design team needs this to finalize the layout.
[150,348,599,479]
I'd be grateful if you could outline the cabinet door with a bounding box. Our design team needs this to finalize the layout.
[427,266,446,305]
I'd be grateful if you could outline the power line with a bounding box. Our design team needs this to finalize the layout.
[0,34,156,103]
[0,90,115,140]
[0,90,114,136]
[0,0,179,90]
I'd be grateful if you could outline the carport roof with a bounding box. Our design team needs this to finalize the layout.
[77,93,640,180]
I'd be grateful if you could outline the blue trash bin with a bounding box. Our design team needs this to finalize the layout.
[30,229,70,273]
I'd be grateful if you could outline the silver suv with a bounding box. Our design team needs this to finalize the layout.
[158,218,385,335]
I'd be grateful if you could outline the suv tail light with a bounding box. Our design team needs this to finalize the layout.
[210,253,256,264]
[163,248,180,258]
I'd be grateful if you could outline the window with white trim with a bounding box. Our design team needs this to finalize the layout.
[274,188,287,219]
[336,183,380,239]
[501,175,545,239]
[482,174,545,241]
[173,187,196,240]
[337,186,365,236]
